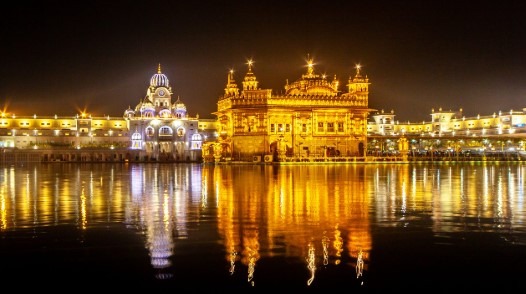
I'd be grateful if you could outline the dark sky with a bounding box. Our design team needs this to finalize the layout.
[2,0,526,121]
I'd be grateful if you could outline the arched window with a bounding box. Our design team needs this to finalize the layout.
[191,133,203,150]
[160,109,171,118]
[159,126,173,136]
[131,132,142,149]
[177,127,185,137]
[145,127,154,137]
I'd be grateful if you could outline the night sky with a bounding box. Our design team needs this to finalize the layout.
[2,0,526,121]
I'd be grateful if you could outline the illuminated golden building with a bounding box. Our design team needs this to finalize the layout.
[204,56,373,163]
[0,111,130,162]
[367,107,526,156]
[369,108,526,137]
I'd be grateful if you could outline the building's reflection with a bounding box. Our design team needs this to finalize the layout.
[1,163,526,286]
[306,241,316,285]
[127,164,202,279]
[0,164,128,230]
[209,165,373,286]
[368,164,526,238]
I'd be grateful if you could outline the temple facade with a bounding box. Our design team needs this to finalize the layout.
[0,66,205,163]
[203,57,373,163]
[5,60,526,163]
[123,65,203,161]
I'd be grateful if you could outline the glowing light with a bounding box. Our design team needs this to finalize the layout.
[229,250,237,275]
[306,242,316,286]
[322,234,329,266]
[247,248,256,283]
[356,248,364,278]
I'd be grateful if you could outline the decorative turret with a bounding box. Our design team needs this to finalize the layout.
[139,97,155,117]
[242,59,259,91]
[224,69,239,97]
[124,105,135,118]
[347,64,369,93]
[173,96,187,118]
[332,74,339,92]
[346,64,370,106]
[150,64,170,88]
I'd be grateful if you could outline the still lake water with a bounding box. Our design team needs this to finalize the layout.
[1,162,526,292]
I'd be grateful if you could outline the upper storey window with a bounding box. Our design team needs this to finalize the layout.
[145,127,154,137]
[159,109,171,118]
[159,126,173,136]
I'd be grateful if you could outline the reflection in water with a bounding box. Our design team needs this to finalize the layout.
[247,245,257,286]
[322,233,330,266]
[229,249,237,275]
[127,164,202,279]
[356,248,364,278]
[80,187,87,230]
[306,241,316,286]
[211,164,373,287]
[1,163,526,289]
[333,224,344,265]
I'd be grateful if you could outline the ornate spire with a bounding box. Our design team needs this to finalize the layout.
[158,63,162,74]
[306,54,314,76]
[224,69,239,96]
[247,59,253,72]
[243,59,259,91]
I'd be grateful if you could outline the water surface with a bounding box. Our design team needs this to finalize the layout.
[1,162,525,291]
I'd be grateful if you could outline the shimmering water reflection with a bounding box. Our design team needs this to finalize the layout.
[1,163,526,291]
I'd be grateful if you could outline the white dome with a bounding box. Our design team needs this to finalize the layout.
[150,64,169,88]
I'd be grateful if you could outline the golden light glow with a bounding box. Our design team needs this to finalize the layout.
[80,187,87,230]
[306,242,316,286]
[3,163,526,286]
[355,64,361,74]
[356,248,364,278]
[0,185,6,230]
[215,165,372,285]
[229,250,237,275]
[333,224,343,265]
[247,245,258,285]
[322,233,330,266]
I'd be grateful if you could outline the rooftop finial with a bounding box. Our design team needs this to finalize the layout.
[228,69,234,83]
[247,59,254,72]
[355,64,361,76]
[157,63,162,74]
[306,54,314,75]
